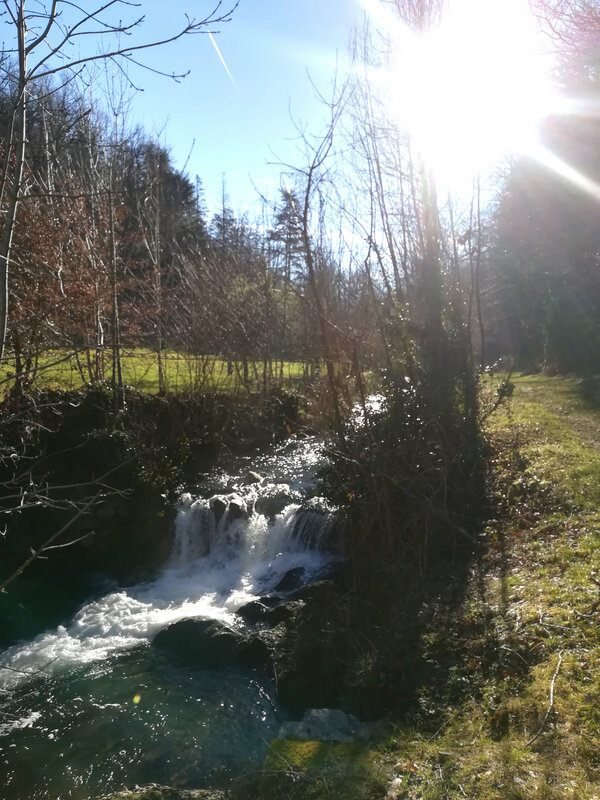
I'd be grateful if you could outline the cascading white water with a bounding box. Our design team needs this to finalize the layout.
[0,422,377,800]
[0,438,339,693]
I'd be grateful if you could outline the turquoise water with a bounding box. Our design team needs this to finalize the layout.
[0,437,336,799]
[1,646,280,798]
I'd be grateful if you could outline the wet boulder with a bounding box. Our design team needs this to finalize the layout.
[279,708,370,743]
[235,598,281,624]
[236,598,305,626]
[254,488,295,519]
[152,618,271,669]
[274,567,306,593]
[225,495,249,522]
[208,495,228,524]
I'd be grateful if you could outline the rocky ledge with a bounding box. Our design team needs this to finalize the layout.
[97,786,229,800]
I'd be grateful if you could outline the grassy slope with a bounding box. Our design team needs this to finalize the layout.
[0,350,309,394]
[253,375,600,800]
[382,374,600,800]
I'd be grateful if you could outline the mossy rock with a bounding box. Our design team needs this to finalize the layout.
[264,739,383,792]
[98,788,229,800]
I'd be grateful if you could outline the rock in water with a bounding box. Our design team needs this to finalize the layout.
[254,487,295,518]
[242,470,263,485]
[152,618,270,669]
[274,567,305,593]
[226,495,248,521]
[278,708,370,743]
[236,598,305,625]
[208,494,228,524]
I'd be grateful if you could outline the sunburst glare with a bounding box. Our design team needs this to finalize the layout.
[360,0,560,191]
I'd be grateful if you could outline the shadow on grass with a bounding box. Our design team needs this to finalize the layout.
[576,373,600,409]
[231,739,385,800]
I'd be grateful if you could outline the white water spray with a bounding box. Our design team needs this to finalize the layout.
[0,441,338,690]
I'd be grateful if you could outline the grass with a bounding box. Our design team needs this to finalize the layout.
[231,739,388,800]
[0,349,312,395]
[9,367,599,799]
[372,373,600,799]
[248,374,600,799]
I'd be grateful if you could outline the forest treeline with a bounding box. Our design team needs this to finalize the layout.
[0,80,373,395]
[1,35,598,401]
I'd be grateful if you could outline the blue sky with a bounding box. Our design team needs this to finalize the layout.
[122,0,361,219]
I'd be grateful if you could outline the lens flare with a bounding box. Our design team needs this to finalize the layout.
[360,0,560,190]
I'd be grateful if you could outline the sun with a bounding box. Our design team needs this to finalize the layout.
[365,0,559,190]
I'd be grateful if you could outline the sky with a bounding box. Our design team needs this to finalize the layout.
[119,0,361,219]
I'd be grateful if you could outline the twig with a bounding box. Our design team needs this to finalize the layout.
[500,644,530,668]
[0,490,102,592]
[41,531,95,551]
[0,657,58,676]
[526,651,563,746]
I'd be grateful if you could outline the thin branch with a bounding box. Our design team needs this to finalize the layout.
[0,656,58,675]
[25,0,59,55]
[526,651,563,746]
[30,4,239,81]
[41,531,96,551]
[121,52,190,82]
[1,488,101,592]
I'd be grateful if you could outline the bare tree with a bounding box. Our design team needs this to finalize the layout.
[284,81,351,442]
[0,0,239,363]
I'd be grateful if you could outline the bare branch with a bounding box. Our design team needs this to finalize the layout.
[29,3,240,81]
[25,0,59,55]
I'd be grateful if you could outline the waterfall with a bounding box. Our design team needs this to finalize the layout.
[170,490,336,571]
[0,434,346,800]
[0,437,339,691]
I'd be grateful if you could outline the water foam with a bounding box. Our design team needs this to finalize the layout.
[0,438,338,690]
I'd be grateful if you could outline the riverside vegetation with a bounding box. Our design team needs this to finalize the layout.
[1,2,600,798]
[226,373,600,800]
[36,371,596,800]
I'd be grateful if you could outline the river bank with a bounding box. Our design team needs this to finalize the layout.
[3,375,597,799]
[0,386,346,799]
[203,374,600,800]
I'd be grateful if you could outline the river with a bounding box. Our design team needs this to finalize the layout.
[0,435,339,799]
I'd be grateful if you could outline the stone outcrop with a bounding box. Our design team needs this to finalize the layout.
[278,708,370,743]
[98,786,229,800]
[152,618,271,670]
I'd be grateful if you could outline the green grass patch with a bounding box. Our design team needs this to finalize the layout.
[370,374,600,799]
[0,349,312,395]
[231,739,387,800]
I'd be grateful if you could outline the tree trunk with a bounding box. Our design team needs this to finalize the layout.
[0,3,27,363]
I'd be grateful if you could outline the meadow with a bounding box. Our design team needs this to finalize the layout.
[0,349,313,395]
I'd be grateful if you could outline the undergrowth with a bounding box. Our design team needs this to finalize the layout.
[374,374,600,799]
[248,374,600,799]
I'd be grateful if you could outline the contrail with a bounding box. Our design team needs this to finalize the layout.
[208,31,235,86]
